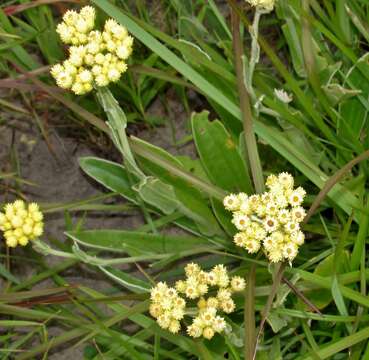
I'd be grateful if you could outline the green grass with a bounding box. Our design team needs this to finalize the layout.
[1,0,369,359]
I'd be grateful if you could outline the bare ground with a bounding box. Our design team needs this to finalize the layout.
[0,86,199,359]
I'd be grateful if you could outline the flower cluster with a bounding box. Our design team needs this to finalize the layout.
[246,0,275,12]
[149,282,186,334]
[51,6,133,95]
[224,173,306,263]
[150,263,245,340]
[0,200,44,248]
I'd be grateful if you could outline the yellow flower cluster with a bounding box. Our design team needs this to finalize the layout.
[149,282,186,334]
[150,263,246,340]
[246,0,275,11]
[184,264,245,340]
[0,200,44,248]
[51,6,133,95]
[224,173,306,263]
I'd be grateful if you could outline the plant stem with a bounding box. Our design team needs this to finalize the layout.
[231,7,264,194]
[245,263,256,360]
[231,7,265,360]
[246,9,262,101]
[253,262,285,360]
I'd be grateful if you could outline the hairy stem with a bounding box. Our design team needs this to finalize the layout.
[252,262,285,360]
[245,263,256,360]
[231,7,264,194]
[231,7,265,359]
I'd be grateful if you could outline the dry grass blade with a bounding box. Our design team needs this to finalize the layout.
[29,77,109,133]
[282,276,322,315]
[3,0,83,15]
[304,149,369,223]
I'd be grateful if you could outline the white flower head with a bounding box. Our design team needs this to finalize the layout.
[277,209,290,224]
[278,172,294,189]
[268,248,283,263]
[263,216,278,233]
[233,232,247,248]
[274,88,292,103]
[244,238,261,253]
[291,206,306,223]
[285,221,300,234]
[232,212,250,231]
[212,316,226,333]
[187,323,202,338]
[288,187,306,207]
[282,243,298,261]
[223,194,241,211]
[291,231,305,246]
[246,0,276,12]
[56,72,74,89]
[263,236,275,252]
[231,276,246,292]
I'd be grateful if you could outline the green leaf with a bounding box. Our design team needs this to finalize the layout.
[340,54,369,140]
[0,320,42,327]
[135,177,179,214]
[79,157,137,202]
[266,311,288,333]
[277,2,306,78]
[96,87,144,178]
[305,252,349,309]
[131,137,224,236]
[300,326,369,360]
[211,198,235,236]
[66,230,212,257]
[99,266,150,293]
[0,263,20,284]
[191,111,252,193]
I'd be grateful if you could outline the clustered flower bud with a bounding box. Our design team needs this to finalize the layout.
[224,172,306,263]
[0,200,44,248]
[246,0,275,12]
[51,6,133,95]
[150,263,246,340]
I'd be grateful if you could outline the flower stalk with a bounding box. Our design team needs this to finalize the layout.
[231,8,264,195]
[231,6,264,359]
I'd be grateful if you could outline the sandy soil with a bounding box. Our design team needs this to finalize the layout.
[0,86,199,358]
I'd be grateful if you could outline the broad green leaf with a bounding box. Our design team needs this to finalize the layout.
[191,111,252,193]
[266,311,288,333]
[79,157,137,202]
[211,198,235,236]
[135,177,179,214]
[66,230,212,257]
[131,137,223,235]
[175,155,209,181]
